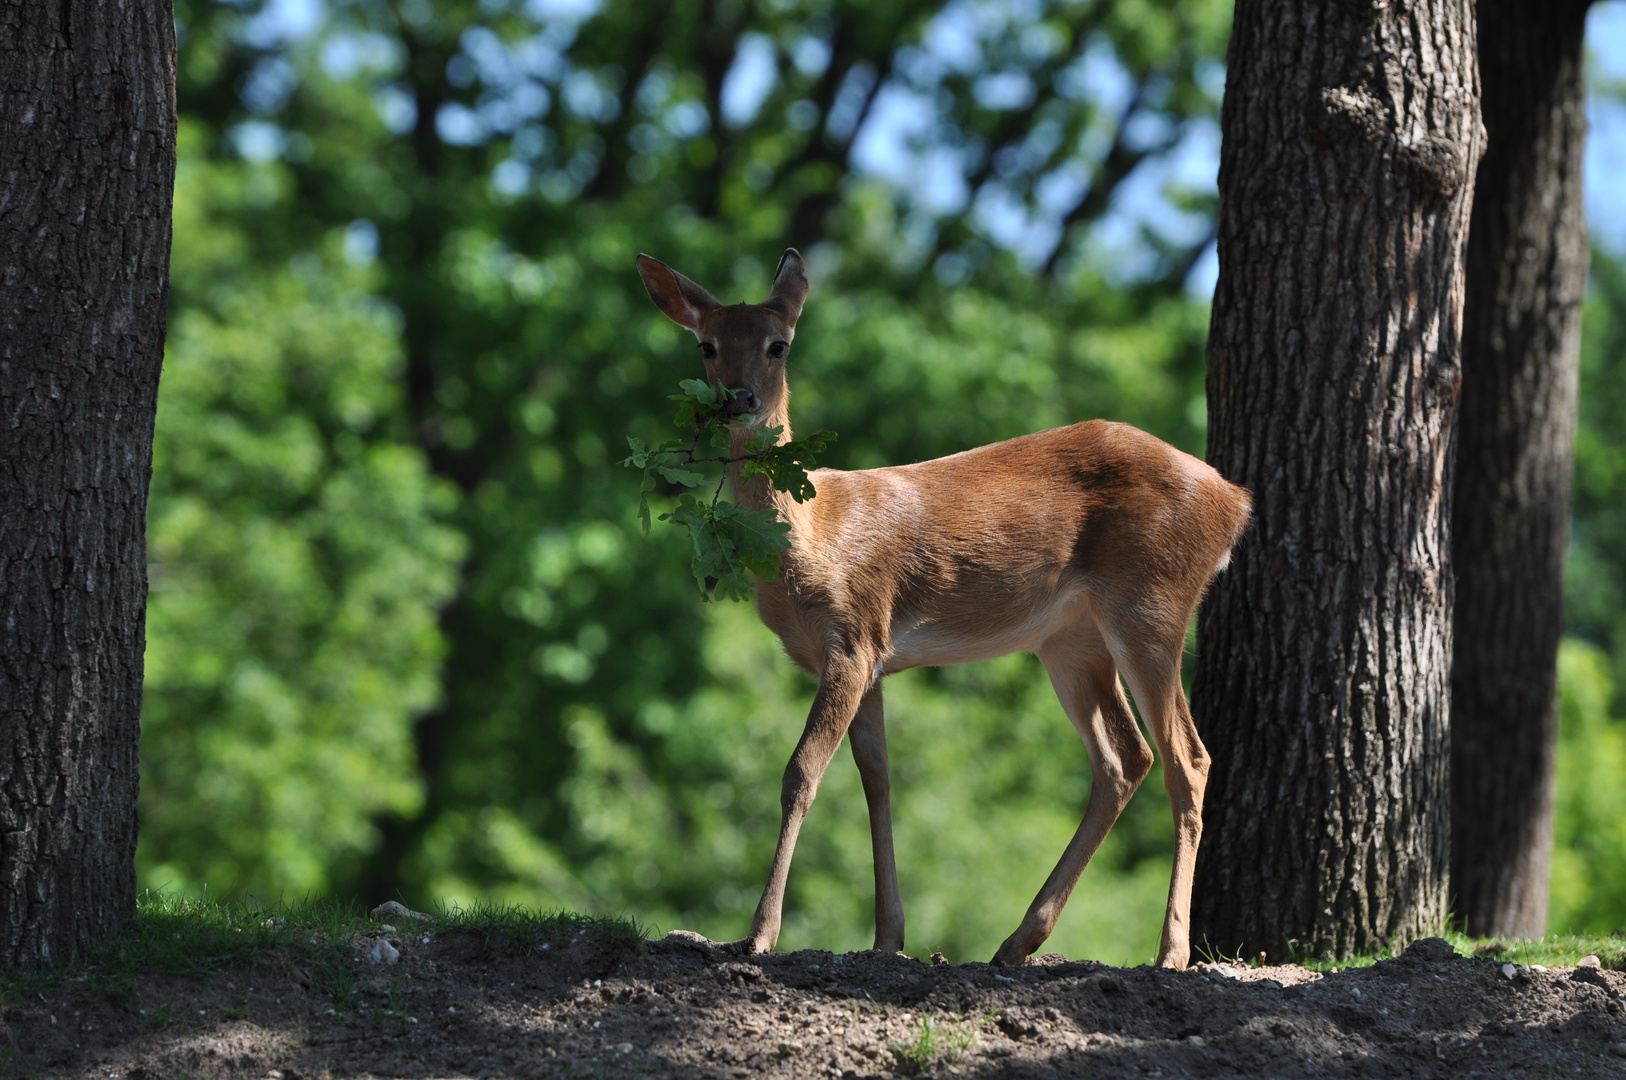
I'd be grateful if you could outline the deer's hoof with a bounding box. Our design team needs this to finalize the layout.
[719,936,774,956]
[990,936,1034,967]
[1155,946,1190,971]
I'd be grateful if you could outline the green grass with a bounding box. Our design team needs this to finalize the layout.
[426,897,647,951]
[887,1015,983,1072]
[1202,931,1626,973]
[1435,932,1624,971]
[9,891,1617,1008]
[0,892,644,1006]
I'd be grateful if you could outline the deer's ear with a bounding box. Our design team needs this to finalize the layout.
[764,248,809,328]
[636,254,721,333]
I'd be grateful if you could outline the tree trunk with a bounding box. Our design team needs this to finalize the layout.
[1191,0,1481,961]
[1449,0,1590,940]
[0,1,176,968]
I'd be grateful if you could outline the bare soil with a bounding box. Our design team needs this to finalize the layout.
[5,929,1625,1078]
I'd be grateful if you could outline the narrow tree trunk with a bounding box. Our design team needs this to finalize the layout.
[1191,0,1481,961]
[0,2,176,968]
[1449,0,1590,939]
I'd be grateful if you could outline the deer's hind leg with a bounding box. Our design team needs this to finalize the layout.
[849,684,905,952]
[1105,605,1210,971]
[992,625,1154,966]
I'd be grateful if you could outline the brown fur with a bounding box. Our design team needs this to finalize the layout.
[636,249,1250,969]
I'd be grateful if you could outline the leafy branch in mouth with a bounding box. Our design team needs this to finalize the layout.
[623,379,836,602]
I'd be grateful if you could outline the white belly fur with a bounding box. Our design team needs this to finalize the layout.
[882,582,1092,673]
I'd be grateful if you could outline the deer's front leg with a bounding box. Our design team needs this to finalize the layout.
[849,684,904,952]
[737,653,873,955]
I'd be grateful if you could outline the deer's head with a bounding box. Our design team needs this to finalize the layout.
[636,249,809,426]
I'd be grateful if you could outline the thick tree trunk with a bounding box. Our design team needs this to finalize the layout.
[1191,0,1481,960]
[0,2,176,968]
[1449,0,1590,940]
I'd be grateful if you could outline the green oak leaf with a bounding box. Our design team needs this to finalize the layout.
[630,381,835,599]
[738,430,837,503]
[656,464,706,487]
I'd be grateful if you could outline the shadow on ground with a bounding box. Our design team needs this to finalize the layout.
[5,929,1625,1078]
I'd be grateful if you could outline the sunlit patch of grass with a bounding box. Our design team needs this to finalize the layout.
[887,1013,986,1072]
[1286,932,1626,973]
[1443,932,1625,970]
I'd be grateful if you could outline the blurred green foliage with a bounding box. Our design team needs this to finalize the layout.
[1550,243,1626,936]
[138,0,1626,957]
[1570,252,1626,713]
[1551,641,1626,933]
[142,124,466,896]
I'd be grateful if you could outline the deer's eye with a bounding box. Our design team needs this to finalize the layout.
[700,342,717,359]
[768,341,788,359]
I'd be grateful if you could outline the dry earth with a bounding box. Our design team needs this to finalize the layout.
[5,928,1626,1079]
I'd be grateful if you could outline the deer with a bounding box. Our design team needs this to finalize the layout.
[635,248,1251,969]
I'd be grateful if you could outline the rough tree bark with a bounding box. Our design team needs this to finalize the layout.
[0,2,176,968]
[1449,0,1591,939]
[1190,1,1481,960]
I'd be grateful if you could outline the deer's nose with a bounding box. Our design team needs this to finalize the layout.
[726,386,759,414]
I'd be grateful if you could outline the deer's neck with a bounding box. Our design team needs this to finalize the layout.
[728,395,796,516]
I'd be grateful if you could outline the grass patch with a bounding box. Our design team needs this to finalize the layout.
[1204,931,1626,973]
[0,892,644,1005]
[888,1014,987,1072]
[1440,932,1625,971]
[423,898,647,952]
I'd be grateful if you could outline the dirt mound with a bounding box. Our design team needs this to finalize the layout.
[5,930,1625,1078]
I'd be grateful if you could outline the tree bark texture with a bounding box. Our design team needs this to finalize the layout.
[1191,1,1481,960]
[0,1,176,968]
[1448,0,1590,940]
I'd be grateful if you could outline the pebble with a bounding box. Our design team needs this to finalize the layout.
[1576,955,1601,970]
[617,1043,634,1055]
[369,939,400,965]
[371,901,431,922]
[1500,963,1518,980]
